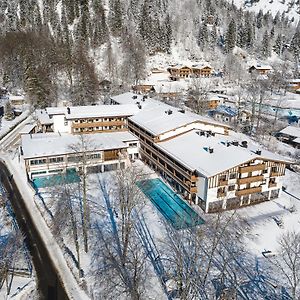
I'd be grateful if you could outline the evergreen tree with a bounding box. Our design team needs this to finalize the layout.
[197,23,209,51]
[273,33,283,56]
[256,9,263,28]
[261,30,271,58]
[225,19,236,53]
[109,0,123,37]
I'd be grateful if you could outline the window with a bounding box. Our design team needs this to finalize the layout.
[49,157,64,163]
[87,153,101,160]
[229,173,236,179]
[228,185,235,191]
[30,159,46,165]
[263,169,268,174]
[219,174,227,181]
[129,143,138,147]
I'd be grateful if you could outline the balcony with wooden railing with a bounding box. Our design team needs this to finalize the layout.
[235,186,262,196]
[271,171,281,177]
[72,120,126,128]
[218,179,228,186]
[237,175,264,185]
[190,186,197,193]
[268,182,277,188]
[240,164,265,173]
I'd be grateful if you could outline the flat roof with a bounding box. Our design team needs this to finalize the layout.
[156,131,290,177]
[46,104,139,119]
[21,132,137,159]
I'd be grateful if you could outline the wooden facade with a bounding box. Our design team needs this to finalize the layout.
[71,117,127,134]
[167,65,213,80]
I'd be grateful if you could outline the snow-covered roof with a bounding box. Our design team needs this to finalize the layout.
[36,109,53,125]
[21,132,137,159]
[293,137,300,144]
[129,106,230,136]
[212,105,237,117]
[249,64,272,70]
[46,104,139,119]
[156,131,290,177]
[19,124,36,135]
[279,126,300,138]
[287,79,300,84]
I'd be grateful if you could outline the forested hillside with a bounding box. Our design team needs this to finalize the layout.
[0,0,299,108]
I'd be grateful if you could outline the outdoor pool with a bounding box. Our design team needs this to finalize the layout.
[137,178,204,229]
[32,169,80,189]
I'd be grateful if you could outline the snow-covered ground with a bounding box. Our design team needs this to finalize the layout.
[232,0,300,22]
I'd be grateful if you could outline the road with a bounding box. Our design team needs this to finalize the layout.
[0,161,69,300]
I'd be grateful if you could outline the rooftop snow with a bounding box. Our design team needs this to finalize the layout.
[156,131,290,177]
[279,126,300,138]
[129,105,229,136]
[36,109,53,125]
[46,104,139,119]
[21,132,137,159]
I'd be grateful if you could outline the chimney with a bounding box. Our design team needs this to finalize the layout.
[241,141,248,148]
[178,108,185,113]
[67,107,71,114]
[256,149,262,155]
[138,104,142,109]
[227,142,231,147]
[209,147,214,153]
[165,109,173,115]
[232,141,239,146]
[132,95,138,99]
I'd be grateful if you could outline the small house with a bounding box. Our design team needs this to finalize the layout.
[276,126,300,148]
[248,64,272,75]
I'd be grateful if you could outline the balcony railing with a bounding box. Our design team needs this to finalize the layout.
[240,164,265,173]
[218,179,228,186]
[235,186,262,196]
[268,182,277,188]
[190,187,197,193]
[237,175,264,185]
[271,171,281,177]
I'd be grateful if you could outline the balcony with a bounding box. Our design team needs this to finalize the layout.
[190,186,197,193]
[271,171,281,177]
[218,179,228,186]
[191,175,197,181]
[268,182,277,188]
[235,186,262,196]
[240,164,265,173]
[237,175,264,185]
[217,192,227,198]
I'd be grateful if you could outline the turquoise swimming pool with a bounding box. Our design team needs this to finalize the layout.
[33,169,80,189]
[137,178,204,230]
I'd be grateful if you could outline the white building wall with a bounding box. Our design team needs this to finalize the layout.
[52,114,71,133]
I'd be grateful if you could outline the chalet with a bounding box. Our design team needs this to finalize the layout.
[132,84,155,94]
[248,64,272,75]
[191,64,213,77]
[167,64,214,80]
[167,65,192,80]
[21,131,139,179]
[277,126,300,148]
[209,105,251,125]
[9,95,26,106]
[287,79,300,92]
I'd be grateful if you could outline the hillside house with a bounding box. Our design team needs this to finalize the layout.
[248,64,272,75]
[167,65,192,80]
[287,79,300,92]
[277,126,300,148]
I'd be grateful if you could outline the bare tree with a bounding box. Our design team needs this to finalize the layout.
[69,134,95,253]
[187,78,211,115]
[161,212,247,299]
[272,231,300,300]
[91,165,149,300]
